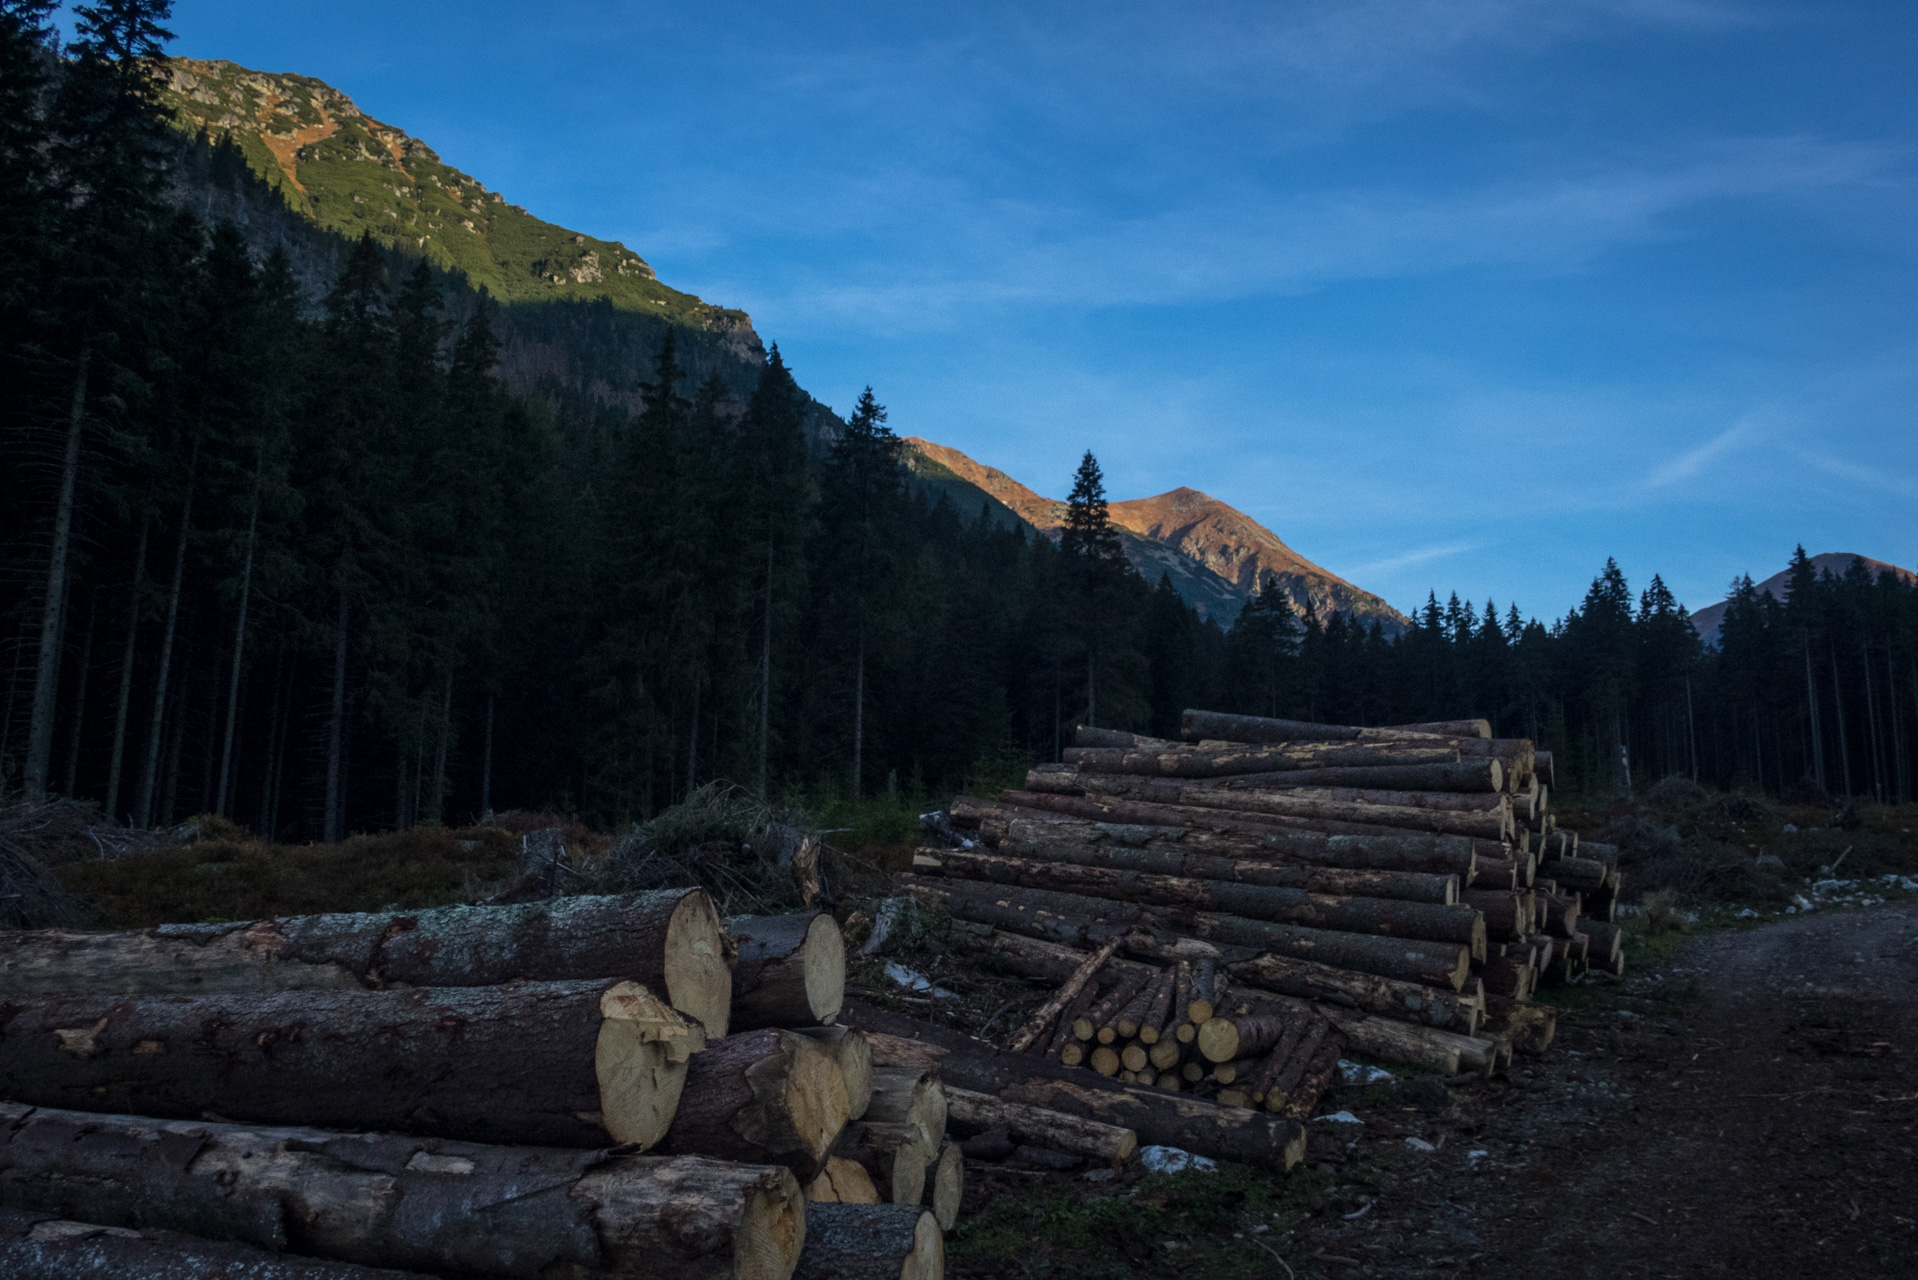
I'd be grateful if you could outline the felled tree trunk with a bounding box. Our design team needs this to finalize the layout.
[0,1205,429,1280]
[792,1204,942,1280]
[664,1029,850,1180]
[1027,758,1505,795]
[726,913,845,1031]
[1461,890,1532,941]
[942,1087,1137,1162]
[863,1066,947,1158]
[0,1104,804,1280]
[923,838,1459,905]
[0,891,733,1038]
[899,876,1473,989]
[923,850,1484,947]
[1052,776,1511,840]
[1223,952,1482,1034]
[1063,742,1460,778]
[0,980,700,1150]
[839,1003,1305,1172]
[968,795,1488,878]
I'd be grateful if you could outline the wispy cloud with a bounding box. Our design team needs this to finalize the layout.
[1646,416,1767,487]
[1347,542,1482,578]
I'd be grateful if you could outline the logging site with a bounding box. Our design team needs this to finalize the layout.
[1,707,1914,1280]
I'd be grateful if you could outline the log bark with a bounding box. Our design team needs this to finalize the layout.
[1044,976,1105,1058]
[901,876,1473,990]
[1005,937,1119,1052]
[963,796,1488,880]
[1112,969,1163,1040]
[1461,890,1532,942]
[794,1026,874,1121]
[925,850,1485,949]
[1031,758,1504,795]
[806,1157,882,1205]
[833,1123,928,1205]
[726,913,845,1031]
[1276,1035,1345,1119]
[0,1206,430,1280]
[1071,779,1511,840]
[0,1103,804,1280]
[1483,995,1558,1056]
[925,1141,962,1232]
[1538,857,1608,895]
[1064,743,1460,778]
[0,892,733,1037]
[1380,719,1491,739]
[1223,952,1484,1033]
[840,1005,1305,1172]
[1263,1019,1331,1114]
[1182,710,1490,744]
[1316,1005,1498,1077]
[1576,919,1623,964]
[793,1204,941,1280]
[0,979,700,1150]
[1196,1011,1292,1063]
[664,1028,850,1180]
[943,1087,1137,1162]
[1079,970,1147,1043]
[926,833,1459,905]
[1537,890,1581,939]
[1477,953,1534,1001]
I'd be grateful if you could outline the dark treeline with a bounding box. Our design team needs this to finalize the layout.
[5,5,1915,840]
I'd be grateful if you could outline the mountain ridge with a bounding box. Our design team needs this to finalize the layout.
[903,438,1409,632]
[1690,553,1916,642]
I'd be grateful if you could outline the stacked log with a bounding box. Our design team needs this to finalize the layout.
[0,897,957,1279]
[897,707,1621,1165]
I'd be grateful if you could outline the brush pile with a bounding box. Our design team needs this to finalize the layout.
[876,708,1622,1171]
[0,882,947,1279]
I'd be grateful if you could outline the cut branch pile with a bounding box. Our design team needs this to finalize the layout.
[0,890,964,1279]
[880,708,1620,1167]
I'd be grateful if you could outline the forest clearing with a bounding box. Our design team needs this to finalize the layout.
[4,707,1914,1277]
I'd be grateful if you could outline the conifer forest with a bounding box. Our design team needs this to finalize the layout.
[4,0,1918,843]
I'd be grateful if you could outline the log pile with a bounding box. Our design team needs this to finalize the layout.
[887,708,1623,1166]
[0,891,986,1278]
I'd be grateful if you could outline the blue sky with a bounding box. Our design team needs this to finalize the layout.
[166,0,1916,622]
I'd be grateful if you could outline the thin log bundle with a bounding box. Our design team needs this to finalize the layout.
[726,912,846,1031]
[0,891,734,1037]
[793,1204,942,1280]
[0,979,701,1149]
[0,1205,430,1280]
[664,1028,851,1180]
[0,1103,806,1280]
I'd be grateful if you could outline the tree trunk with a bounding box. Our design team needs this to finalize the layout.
[851,626,864,797]
[324,584,349,842]
[104,512,149,823]
[0,980,700,1149]
[930,830,1458,904]
[483,690,496,813]
[942,1086,1136,1162]
[974,793,1489,878]
[23,344,90,802]
[839,1004,1306,1172]
[1108,784,1510,840]
[60,592,95,798]
[0,890,732,1034]
[923,850,1484,948]
[429,669,451,823]
[900,876,1472,989]
[1831,647,1853,796]
[0,1103,805,1280]
[861,1065,946,1158]
[664,1028,850,1180]
[1482,994,1557,1055]
[758,537,773,800]
[1461,889,1531,941]
[0,1206,428,1280]
[1272,1032,1344,1119]
[216,485,260,816]
[136,473,195,829]
[1063,742,1460,780]
[725,913,846,1031]
[793,1204,941,1280]
[1055,758,1507,794]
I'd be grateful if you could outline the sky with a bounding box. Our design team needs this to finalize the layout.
[163,0,1917,623]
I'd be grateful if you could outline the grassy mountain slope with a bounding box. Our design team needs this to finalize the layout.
[903,438,1409,631]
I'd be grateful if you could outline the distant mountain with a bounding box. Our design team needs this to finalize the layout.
[1690,553,1916,642]
[903,438,1409,632]
[159,59,844,442]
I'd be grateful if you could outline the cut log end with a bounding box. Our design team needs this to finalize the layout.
[805,913,848,1024]
[808,1156,882,1205]
[595,981,702,1148]
[795,1205,943,1280]
[927,1141,963,1232]
[667,890,735,1038]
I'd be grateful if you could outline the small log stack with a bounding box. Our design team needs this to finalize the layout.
[0,892,977,1278]
[893,707,1617,1154]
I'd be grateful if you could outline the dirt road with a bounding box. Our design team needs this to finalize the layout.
[1291,903,1918,1278]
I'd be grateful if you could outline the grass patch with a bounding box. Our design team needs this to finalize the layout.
[950,1163,1325,1280]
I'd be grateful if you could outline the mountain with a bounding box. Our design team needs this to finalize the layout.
[903,438,1409,632]
[158,59,841,441]
[1689,552,1917,642]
